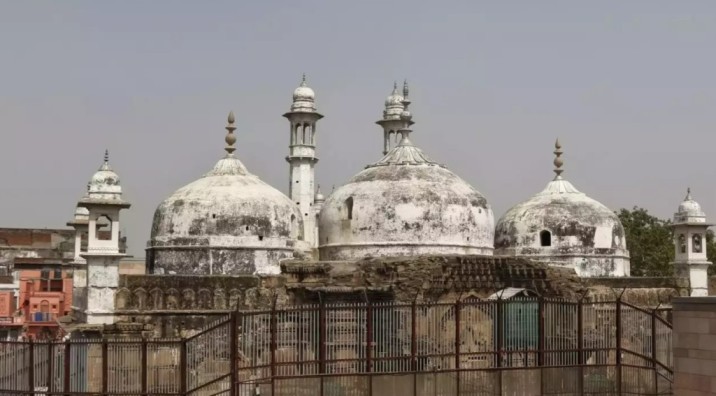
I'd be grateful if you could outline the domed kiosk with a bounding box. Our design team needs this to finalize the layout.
[148,113,305,275]
[495,140,630,277]
[318,83,495,260]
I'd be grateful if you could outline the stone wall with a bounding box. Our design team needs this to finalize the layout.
[102,255,691,337]
[672,297,716,395]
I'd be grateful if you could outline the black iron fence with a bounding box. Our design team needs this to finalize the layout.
[0,298,672,395]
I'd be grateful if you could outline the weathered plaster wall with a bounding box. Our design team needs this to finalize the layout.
[672,297,716,395]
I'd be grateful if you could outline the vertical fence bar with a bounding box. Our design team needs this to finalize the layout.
[270,302,277,396]
[496,298,503,394]
[101,340,108,394]
[319,300,326,396]
[47,342,54,392]
[577,299,584,395]
[180,339,187,396]
[615,299,622,396]
[411,301,417,396]
[63,341,70,395]
[651,309,658,394]
[141,339,147,396]
[28,339,34,395]
[230,312,238,396]
[366,302,373,396]
[455,300,461,396]
[538,298,545,395]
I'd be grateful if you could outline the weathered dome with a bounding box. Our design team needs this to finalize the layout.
[318,97,494,260]
[87,150,122,200]
[494,140,629,277]
[290,74,316,112]
[383,82,405,118]
[674,188,706,223]
[149,113,304,275]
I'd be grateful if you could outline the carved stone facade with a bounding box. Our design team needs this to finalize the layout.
[107,255,689,338]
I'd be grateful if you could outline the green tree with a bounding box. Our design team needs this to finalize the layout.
[617,207,716,276]
[617,207,674,276]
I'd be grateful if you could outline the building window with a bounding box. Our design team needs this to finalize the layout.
[693,234,703,253]
[540,230,551,247]
[679,234,686,253]
[345,197,353,220]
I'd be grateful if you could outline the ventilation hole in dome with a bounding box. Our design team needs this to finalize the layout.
[212,214,216,219]
[245,226,249,231]
[296,180,299,183]
[467,237,470,241]
[258,235,264,241]
[305,213,308,216]
[540,230,551,247]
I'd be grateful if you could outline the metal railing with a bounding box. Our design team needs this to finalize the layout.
[0,297,672,395]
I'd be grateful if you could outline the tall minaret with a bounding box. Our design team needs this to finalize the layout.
[671,188,712,296]
[376,81,414,155]
[77,150,131,324]
[284,75,323,247]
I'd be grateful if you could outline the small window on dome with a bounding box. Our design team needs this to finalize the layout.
[540,230,551,247]
[345,197,353,220]
[258,235,264,241]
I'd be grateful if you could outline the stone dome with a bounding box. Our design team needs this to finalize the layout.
[291,75,316,112]
[674,188,706,223]
[148,113,304,275]
[318,102,494,260]
[383,82,405,118]
[494,140,629,277]
[87,150,122,200]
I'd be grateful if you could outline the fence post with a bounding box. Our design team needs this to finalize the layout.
[101,339,108,394]
[63,340,70,395]
[538,297,545,395]
[47,342,54,392]
[141,338,148,396]
[496,297,504,395]
[28,338,34,395]
[615,298,622,396]
[651,307,658,394]
[319,299,326,396]
[455,299,461,396]
[180,339,187,396]
[366,302,373,396]
[411,300,417,396]
[230,312,238,396]
[270,301,277,396]
[577,299,584,396]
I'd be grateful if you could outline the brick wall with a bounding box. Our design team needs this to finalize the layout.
[673,297,716,395]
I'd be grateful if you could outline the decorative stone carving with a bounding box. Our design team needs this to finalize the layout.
[150,288,164,310]
[181,289,195,310]
[197,289,212,309]
[115,288,131,310]
[214,289,227,310]
[133,288,148,311]
[165,289,179,310]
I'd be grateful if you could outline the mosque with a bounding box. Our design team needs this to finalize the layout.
[65,77,710,326]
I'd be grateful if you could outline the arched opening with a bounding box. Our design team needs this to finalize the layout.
[39,300,50,322]
[693,234,703,253]
[302,123,308,144]
[95,215,112,241]
[345,197,353,220]
[679,234,686,253]
[290,214,297,239]
[540,230,551,247]
[311,123,316,144]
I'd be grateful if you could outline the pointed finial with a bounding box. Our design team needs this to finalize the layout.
[224,111,237,155]
[403,79,409,98]
[300,73,307,87]
[553,139,564,179]
[393,81,398,90]
[104,149,109,163]
[686,187,692,200]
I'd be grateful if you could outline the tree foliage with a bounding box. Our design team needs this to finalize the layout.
[617,207,716,276]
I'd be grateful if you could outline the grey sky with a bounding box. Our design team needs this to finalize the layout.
[1,1,715,257]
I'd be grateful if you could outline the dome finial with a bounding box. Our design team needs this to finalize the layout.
[104,149,109,163]
[225,111,237,156]
[553,138,564,179]
[403,79,409,98]
[686,187,692,200]
[301,73,307,87]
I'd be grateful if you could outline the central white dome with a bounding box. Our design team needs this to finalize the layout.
[318,101,494,260]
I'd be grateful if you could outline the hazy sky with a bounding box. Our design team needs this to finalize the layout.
[1,1,715,257]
